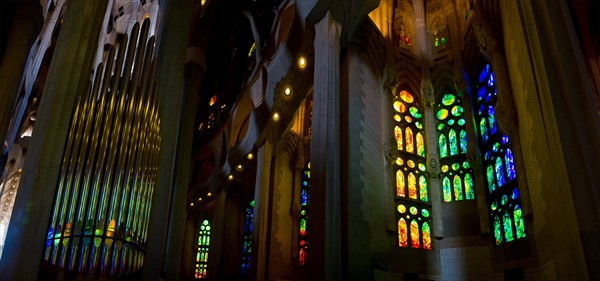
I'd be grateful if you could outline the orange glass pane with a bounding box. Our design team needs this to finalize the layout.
[394,126,403,151]
[400,90,414,103]
[398,219,408,247]
[406,127,414,153]
[396,170,405,197]
[410,220,420,248]
[408,173,417,199]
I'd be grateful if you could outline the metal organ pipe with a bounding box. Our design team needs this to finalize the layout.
[44,18,161,277]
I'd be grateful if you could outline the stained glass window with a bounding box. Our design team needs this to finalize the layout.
[241,200,254,275]
[298,162,310,265]
[474,64,526,245]
[393,89,431,250]
[195,220,211,279]
[436,91,475,202]
[396,204,431,250]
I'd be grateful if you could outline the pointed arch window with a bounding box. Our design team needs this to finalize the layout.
[474,64,525,244]
[195,219,211,279]
[392,89,431,250]
[241,200,254,275]
[435,90,475,202]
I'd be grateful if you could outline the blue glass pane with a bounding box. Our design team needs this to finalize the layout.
[505,149,516,180]
[479,64,489,83]
[301,189,308,206]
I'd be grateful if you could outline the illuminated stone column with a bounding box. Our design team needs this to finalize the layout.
[309,10,342,281]
[0,0,108,279]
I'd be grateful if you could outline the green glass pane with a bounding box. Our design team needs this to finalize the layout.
[437,109,449,120]
[418,163,426,171]
[495,157,505,187]
[439,135,448,158]
[449,129,458,156]
[451,105,463,116]
[503,212,514,242]
[479,118,488,143]
[409,107,422,118]
[462,161,469,169]
[494,216,502,245]
[501,195,508,205]
[492,142,499,152]
[409,206,418,215]
[419,176,428,202]
[437,123,444,131]
[422,222,432,250]
[442,94,455,106]
[443,177,452,202]
[434,38,440,47]
[458,118,465,126]
[451,163,460,170]
[514,206,526,239]
[415,121,423,129]
[486,165,495,192]
[460,130,467,153]
[453,175,463,201]
[465,173,474,199]
[422,209,430,218]
[441,37,447,44]
[491,201,498,211]
[447,119,455,125]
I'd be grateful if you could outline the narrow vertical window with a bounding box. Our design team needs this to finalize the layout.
[241,200,255,276]
[298,162,310,265]
[474,64,526,244]
[195,220,211,279]
[436,91,475,202]
[392,89,431,250]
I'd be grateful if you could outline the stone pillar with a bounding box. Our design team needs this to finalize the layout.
[310,11,342,281]
[142,0,194,279]
[421,79,445,239]
[0,0,43,153]
[0,0,108,279]
[254,141,274,280]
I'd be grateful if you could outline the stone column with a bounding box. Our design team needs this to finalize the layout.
[0,0,108,279]
[421,79,445,239]
[309,11,342,281]
[142,0,194,279]
[0,0,43,154]
[254,140,274,280]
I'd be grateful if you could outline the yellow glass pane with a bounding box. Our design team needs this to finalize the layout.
[406,127,414,153]
[396,170,405,197]
[395,126,403,151]
[416,133,425,157]
[398,219,408,247]
[408,173,417,199]
[393,101,407,113]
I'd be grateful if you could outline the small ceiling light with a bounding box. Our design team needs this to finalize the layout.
[298,56,307,69]
[272,112,280,121]
[198,198,202,201]
[207,192,212,197]
[236,164,243,171]
[284,87,292,96]
[190,203,194,207]
[227,174,234,181]
[247,153,254,160]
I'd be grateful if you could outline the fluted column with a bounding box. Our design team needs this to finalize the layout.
[0,0,42,153]
[142,0,194,279]
[309,11,341,281]
[0,0,108,279]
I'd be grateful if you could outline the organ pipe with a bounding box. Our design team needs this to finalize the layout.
[44,19,161,277]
